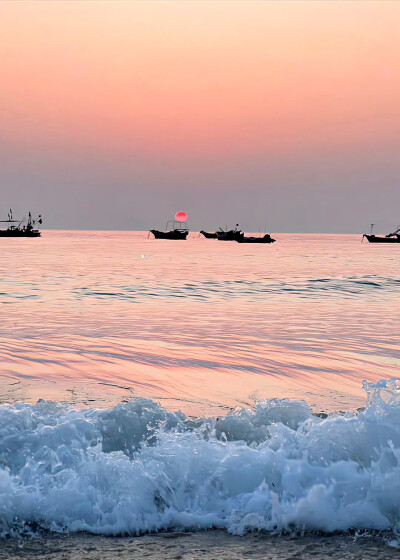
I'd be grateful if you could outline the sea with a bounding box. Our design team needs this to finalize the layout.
[0,231,399,558]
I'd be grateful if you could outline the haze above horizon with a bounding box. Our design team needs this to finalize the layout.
[1,1,399,233]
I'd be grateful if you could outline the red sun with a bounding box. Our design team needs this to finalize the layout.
[175,211,188,222]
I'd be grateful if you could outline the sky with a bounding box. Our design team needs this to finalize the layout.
[0,1,399,233]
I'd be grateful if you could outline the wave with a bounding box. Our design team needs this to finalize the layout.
[0,379,400,537]
[75,276,400,302]
[4,275,400,305]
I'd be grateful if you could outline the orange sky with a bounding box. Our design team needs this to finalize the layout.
[2,1,400,157]
[0,1,399,230]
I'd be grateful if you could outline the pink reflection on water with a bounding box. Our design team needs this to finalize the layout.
[0,231,399,415]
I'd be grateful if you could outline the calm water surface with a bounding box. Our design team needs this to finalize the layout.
[1,231,399,414]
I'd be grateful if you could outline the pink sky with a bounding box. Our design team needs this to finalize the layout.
[1,1,399,231]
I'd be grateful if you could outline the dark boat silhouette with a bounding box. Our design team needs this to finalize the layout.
[0,210,42,238]
[150,220,189,240]
[200,230,218,239]
[363,224,400,243]
[237,233,276,244]
[217,225,243,241]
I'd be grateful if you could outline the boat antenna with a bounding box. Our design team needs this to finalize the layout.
[370,223,374,235]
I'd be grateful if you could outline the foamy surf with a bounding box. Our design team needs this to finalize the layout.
[0,379,399,538]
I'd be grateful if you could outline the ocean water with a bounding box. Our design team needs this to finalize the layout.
[0,231,400,543]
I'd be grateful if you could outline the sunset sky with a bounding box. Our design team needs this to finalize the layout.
[1,1,399,232]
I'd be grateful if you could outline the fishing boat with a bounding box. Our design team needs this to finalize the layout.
[200,230,218,239]
[0,210,42,238]
[237,233,276,244]
[363,224,400,243]
[217,225,243,241]
[149,220,189,240]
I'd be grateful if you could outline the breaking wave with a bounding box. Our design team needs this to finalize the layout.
[1,379,400,537]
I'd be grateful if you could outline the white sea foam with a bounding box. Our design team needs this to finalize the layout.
[0,379,400,537]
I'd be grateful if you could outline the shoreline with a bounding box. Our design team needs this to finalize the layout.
[0,530,398,559]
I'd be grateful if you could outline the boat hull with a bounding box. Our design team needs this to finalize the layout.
[237,235,276,244]
[0,230,41,237]
[150,229,188,240]
[217,231,243,241]
[363,234,400,243]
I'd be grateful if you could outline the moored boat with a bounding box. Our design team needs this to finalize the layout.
[0,210,42,238]
[149,217,189,240]
[217,225,243,241]
[150,228,188,240]
[363,224,400,243]
[237,233,276,244]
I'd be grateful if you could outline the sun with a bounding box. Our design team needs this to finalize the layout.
[175,211,188,222]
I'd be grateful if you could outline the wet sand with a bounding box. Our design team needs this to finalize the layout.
[0,531,398,560]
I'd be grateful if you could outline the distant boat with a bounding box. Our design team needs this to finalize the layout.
[200,230,218,239]
[237,233,276,244]
[217,225,243,241]
[150,219,189,240]
[0,210,42,238]
[363,234,400,244]
[363,224,400,243]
